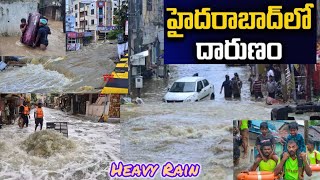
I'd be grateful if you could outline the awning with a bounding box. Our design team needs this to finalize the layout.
[131,51,148,66]
[101,53,129,94]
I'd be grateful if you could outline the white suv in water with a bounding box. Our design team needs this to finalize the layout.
[163,76,214,103]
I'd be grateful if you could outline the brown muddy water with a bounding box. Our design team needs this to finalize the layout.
[121,65,277,180]
[0,20,65,57]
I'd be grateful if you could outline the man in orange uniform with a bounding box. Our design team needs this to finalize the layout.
[19,101,30,128]
[34,103,44,131]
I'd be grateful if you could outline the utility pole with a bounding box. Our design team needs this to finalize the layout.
[281,64,288,102]
[304,120,309,145]
[62,0,66,33]
[136,0,142,98]
[306,65,312,102]
[290,64,297,103]
[128,0,133,96]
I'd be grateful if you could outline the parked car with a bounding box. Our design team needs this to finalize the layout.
[163,76,214,103]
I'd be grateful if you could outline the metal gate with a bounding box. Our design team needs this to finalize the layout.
[46,122,68,138]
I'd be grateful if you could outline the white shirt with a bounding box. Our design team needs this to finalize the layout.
[267,69,274,81]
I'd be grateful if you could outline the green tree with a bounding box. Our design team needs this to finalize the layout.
[113,3,128,30]
[310,120,320,126]
[31,94,37,103]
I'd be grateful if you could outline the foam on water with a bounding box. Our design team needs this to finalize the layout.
[21,130,76,157]
[0,107,120,180]
[121,65,278,180]
[0,64,71,92]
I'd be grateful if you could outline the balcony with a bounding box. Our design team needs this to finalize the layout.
[79,17,86,21]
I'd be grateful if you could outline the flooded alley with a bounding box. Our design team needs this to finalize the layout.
[121,65,275,180]
[0,20,65,57]
[0,107,119,179]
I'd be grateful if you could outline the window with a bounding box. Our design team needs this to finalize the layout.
[169,82,196,93]
[91,19,94,25]
[75,4,78,10]
[85,21,88,25]
[99,8,103,15]
[75,22,78,26]
[99,18,103,24]
[202,79,209,87]
[85,11,88,16]
[147,0,152,11]
[91,9,94,15]
[75,13,77,18]
[197,81,203,92]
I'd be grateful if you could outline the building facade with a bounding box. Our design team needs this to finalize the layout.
[0,0,39,36]
[70,0,115,41]
[129,0,165,94]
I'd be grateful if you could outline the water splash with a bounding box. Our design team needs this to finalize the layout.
[21,130,76,158]
[0,64,71,92]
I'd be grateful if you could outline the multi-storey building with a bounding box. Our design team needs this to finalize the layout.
[129,0,165,93]
[70,0,115,41]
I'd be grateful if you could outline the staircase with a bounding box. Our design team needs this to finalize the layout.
[98,32,108,40]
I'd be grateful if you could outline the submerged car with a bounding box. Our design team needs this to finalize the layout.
[163,76,214,103]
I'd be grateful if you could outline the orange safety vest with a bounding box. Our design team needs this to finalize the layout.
[36,108,43,118]
[23,106,29,115]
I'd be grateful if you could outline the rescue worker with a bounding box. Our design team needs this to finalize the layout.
[34,103,44,131]
[19,101,30,128]
[307,139,320,165]
[274,140,312,180]
[239,120,249,158]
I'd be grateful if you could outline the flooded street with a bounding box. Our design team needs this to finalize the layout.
[121,65,275,180]
[0,40,117,93]
[0,20,65,57]
[0,107,120,179]
[61,40,117,92]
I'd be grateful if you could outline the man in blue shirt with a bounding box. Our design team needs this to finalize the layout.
[34,18,51,50]
[282,122,306,179]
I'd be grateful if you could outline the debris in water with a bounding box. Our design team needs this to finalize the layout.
[21,130,76,157]
[78,86,94,91]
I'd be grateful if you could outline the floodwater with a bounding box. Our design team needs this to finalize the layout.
[0,63,71,93]
[0,40,117,93]
[62,40,117,92]
[121,65,275,180]
[0,107,120,179]
[0,20,65,57]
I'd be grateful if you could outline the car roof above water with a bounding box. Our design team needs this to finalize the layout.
[175,77,205,83]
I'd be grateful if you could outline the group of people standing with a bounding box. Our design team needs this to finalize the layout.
[249,65,282,102]
[0,101,44,132]
[234,121,320,180]
[220,73,243,99]
[220,65,282,103]
[19,101,44,131]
